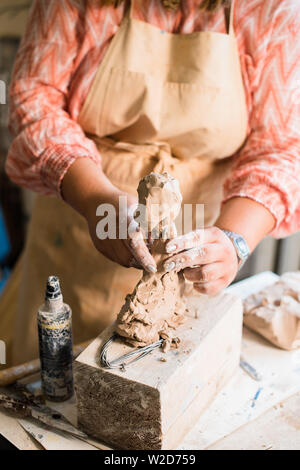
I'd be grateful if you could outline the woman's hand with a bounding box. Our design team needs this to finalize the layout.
[85,191,157,273]
[164,227,239,295]
[61,158,157,273]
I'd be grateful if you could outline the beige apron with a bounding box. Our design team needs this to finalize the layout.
[1,0,248,365]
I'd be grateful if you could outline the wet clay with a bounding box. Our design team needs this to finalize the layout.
[115,172,188,348]
[244,271,300,350]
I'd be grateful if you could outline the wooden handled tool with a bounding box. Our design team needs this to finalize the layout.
[0,340,91,387]
[0,387,88,439]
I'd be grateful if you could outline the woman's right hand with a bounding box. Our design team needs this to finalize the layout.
[85,191,157,273]
[61,158,157,273]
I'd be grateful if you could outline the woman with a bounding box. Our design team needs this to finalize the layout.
[2,0,300,364]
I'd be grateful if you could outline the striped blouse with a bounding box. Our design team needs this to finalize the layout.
[5,0,300,238]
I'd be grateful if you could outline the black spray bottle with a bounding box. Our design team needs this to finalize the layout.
[37,276,74,402]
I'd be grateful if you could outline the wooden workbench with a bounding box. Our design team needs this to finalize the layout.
[0,272,299,450]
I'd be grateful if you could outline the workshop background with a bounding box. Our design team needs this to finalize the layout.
[0,0,300,296]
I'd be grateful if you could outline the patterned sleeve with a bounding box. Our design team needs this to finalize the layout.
[5,0,101,197]
[223,0,300,238]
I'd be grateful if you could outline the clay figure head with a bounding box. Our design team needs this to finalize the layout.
[136,172,182,235]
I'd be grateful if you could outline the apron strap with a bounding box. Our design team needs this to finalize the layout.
[225,0,235,36]
[128,0,137,18]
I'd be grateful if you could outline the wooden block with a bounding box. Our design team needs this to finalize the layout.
[74,293,243,450]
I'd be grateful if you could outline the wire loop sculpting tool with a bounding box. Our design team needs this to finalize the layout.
[100,334,164,370]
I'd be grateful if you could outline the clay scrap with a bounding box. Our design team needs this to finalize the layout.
[115,172,188,348]
[244,271,300,350]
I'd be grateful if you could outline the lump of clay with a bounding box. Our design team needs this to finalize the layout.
[244,271,300,350]
[115,172,187,349]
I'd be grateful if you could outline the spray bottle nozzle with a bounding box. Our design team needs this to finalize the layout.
[46,276,62,300]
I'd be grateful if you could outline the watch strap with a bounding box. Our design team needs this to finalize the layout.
[221,230,250,270]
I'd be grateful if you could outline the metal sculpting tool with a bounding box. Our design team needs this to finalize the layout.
[0,386,87,439]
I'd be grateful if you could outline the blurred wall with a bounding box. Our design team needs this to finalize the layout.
[0,1,31,38]
[0,2,33,268]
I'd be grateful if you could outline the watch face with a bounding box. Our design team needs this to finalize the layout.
[236,237,249,258]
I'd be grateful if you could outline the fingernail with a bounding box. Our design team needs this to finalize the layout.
[148,265,157,273]
[165,262,176,272]
[166,244,177,253]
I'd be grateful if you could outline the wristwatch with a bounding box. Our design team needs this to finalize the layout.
[221,230,250,270]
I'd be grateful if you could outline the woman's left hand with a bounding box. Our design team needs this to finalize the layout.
[164,227,239,295]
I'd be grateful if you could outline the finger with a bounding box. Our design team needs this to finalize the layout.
[127,230,157,273]
[193,278,226,296]
[129,256,143,269]
[163,243,225,272]
[112,240,133,267]
[165,227,223,254]
[184,262,225,283]
[98,240,132,268]
[115,240,143,269]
